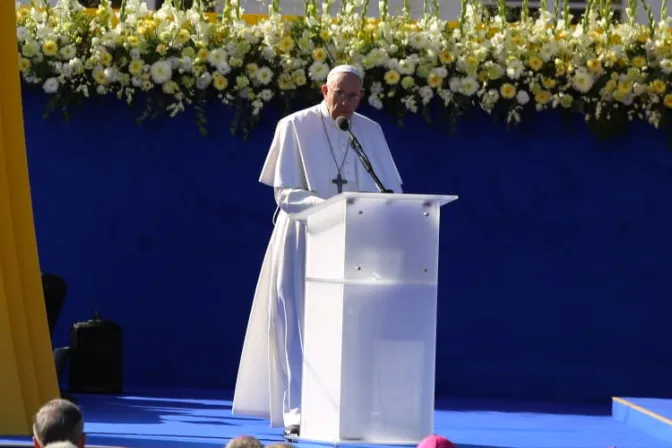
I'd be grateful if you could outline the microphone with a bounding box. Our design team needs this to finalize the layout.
[335,116,393,194]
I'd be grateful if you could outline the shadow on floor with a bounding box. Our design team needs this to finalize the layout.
[434,396,611,416]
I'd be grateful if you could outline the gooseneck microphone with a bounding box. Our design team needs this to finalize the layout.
[335,116,393,194]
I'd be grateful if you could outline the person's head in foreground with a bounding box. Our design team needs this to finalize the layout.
[32,399,86,448]
[265,444,295,448]
[321,65,365,120]
[225,435,264,448]
[417,434,456,448]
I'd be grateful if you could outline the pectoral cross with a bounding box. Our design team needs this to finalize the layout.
[332,173,348,193]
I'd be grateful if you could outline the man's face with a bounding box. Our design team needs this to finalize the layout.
[321,73,364,120]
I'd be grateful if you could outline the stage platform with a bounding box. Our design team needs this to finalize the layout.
[613,397,672,445]
[2,390,671,448]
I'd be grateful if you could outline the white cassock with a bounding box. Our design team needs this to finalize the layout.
[231,100,403,428]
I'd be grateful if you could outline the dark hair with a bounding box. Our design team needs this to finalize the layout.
[32,399,84,446]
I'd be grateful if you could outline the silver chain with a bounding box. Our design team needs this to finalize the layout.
[320,112,351,177]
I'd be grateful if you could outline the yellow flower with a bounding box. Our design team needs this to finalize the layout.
[128,60,144,76]
[586,59,602,74]
[401,76,415,90]
[277,73,294,90]
[212,73,228,91]
[18,57,30,72]
[42,40,58,57]
[277,36,294,53]
[319,29,331,40]
[617,82,631,95]
[384,70,400,85]
[427,73,443,89]
[197,49,209,61]
[559,94,573,109]
[500,83,516,99]
[126,36,139,47]
[292,69,307,86]
[535,90,551,105]
[631,56,647,68]
[554,59,566,76]
[542,77,556,89]
[246,63,259,76]
[156,44,168,56]
[439,50,454,65]
[312,48,327,62]
[175,29,191,45]
[664,94,672,108]
[93,68,107,85]
[182,47,196,59]
[649,79,666,94]
[162,81,179,94]
[100,52,113,66]
[609,34,623,45]
[527,55,543,71]
[181,76,195,89]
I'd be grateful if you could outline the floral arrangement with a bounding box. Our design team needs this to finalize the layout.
[14,0,672,139]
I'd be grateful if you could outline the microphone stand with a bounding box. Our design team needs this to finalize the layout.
[347,135,394,194]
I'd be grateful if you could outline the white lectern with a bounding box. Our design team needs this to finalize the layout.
[291,192,458,445]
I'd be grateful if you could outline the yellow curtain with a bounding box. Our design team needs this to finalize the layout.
[0,1,60,436]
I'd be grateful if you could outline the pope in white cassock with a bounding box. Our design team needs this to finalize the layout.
[231,64,404,439]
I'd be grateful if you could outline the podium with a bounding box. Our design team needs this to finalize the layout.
[291,192,458,445]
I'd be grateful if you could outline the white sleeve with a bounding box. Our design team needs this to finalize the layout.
[274,187,325,215]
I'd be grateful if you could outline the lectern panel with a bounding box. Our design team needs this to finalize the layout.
[304,204,347,281]
[344,198,440,283]
[340,283,437,443]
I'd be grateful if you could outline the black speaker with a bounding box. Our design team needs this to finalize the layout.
[41,273,67,339]
[68,313,123,394]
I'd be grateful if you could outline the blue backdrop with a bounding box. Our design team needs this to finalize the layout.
[23,88,672,403]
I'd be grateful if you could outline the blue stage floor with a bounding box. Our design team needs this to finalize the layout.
[613,397,672,445]
[2,390,671,448]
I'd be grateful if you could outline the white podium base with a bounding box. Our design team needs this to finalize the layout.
[300,281,437,445]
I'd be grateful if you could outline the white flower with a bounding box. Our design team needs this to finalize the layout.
[506,60,524,80]
[368,95,383,109]
[418,86,434,104]
[516,90,530,105]
[216,62,232,75]
[17,26,29,41]
[208,49,227,67]
[449,77,461,92]
[259,89,274,101]
[459,77,479,96]
[659,59,672,75]
[60,45,76,60]
[256,66,274,85]
[196,72,212,90]
[150,60,172,84]
[308,61,329,81]
[572,68,594,94]
[42,77,59,94]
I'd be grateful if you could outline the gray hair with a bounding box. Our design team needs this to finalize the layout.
[225,435,264,448]
[33,399,84,446]
[44,442,78,448]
